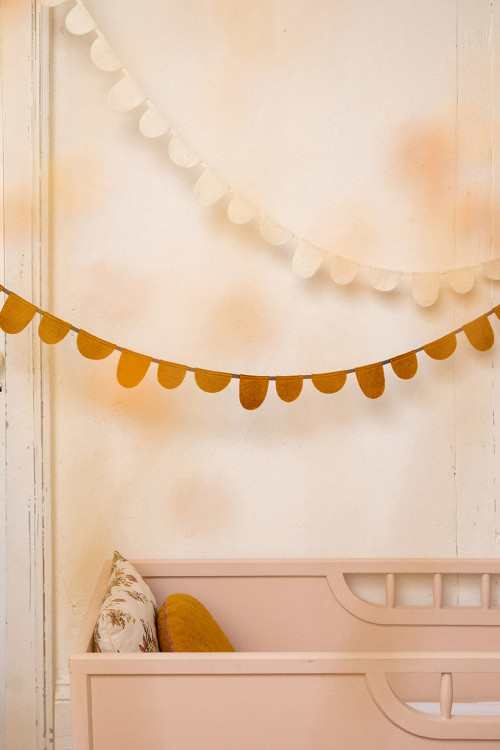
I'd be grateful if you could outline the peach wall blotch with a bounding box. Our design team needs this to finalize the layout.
[202,281,283,356]
[394,121,456,226]
[49,152,109,218]
[392,112,493,265]
[169,474,233,537]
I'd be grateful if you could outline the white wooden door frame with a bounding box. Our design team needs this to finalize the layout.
[0,1,52,748]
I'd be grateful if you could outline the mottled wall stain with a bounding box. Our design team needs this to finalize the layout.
[306,199,381,268]
[173,0,347,62]
[203,280,282,356]
[68,352,187,430]
[494,120,500,249]
[395,122,456,224]
[3,184,31,241]
[392,112,493,264]
[6,152,106,243]
[76,261,161,331]
[169,0,347,133]
[50,153,108,217]
[455,189,491,241]
[170,474,232,536]
[2,0,26,22]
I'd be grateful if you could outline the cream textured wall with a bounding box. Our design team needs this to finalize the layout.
[47,1,499,744]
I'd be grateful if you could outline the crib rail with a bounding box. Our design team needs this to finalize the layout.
[327,563,500,625]
[383,572,494,609]
[134,558,500,577]
[367,668,500,740]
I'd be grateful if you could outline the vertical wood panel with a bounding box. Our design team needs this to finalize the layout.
[493,0,500,564]
[0,1,52,748]
[454,0,497,562]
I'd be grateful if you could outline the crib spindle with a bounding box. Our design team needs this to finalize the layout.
[433,573,443,608]
[481,573,491,609]
[385,573,396,608]
[440,673,453,719]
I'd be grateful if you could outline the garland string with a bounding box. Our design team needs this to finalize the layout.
[1,285,498,410]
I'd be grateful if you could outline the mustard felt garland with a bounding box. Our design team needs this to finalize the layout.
[0,286,498,410]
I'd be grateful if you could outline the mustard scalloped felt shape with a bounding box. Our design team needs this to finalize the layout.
[355,363,385,399]
[310,370,347,394]
[462,315,494,351]
[38,312,72,345]
[194,368,232,393]
[423,333,457,360]
[0,293,38,334]
[117,349,152,388]
[157,361,187,389]
[275,375,303,403]
[76,330,116,360]
[239,375,269,410]
[390,351,418,380]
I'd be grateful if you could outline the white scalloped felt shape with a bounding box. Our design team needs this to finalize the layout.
[329,256,357,285]
[292,240,324,278]
[193,168,227,207]
[107,75,146,112]
[90,36,122,72]
[411,273,440,307]
[227,194,256,225]
[139,105,168,138]
[368,268,400,292]
[259,216,293,246]
[448,268,475,294]
[168,134,201,168]
[65,3,97,35]
[482,259,500,280]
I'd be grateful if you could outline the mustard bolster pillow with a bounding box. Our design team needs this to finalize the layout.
[157,593,235,652]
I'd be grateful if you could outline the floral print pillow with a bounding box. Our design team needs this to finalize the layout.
[93,551,159,653]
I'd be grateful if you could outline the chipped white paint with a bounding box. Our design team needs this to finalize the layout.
[0,1,52,748]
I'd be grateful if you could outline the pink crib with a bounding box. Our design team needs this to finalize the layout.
[70,559,500,749]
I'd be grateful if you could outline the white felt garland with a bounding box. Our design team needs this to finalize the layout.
[40,0,500,307]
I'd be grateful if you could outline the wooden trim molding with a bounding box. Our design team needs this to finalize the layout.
[0,1,52,748]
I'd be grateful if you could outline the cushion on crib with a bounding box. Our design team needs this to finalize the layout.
[93,551,159,653]
[157,593,235,652]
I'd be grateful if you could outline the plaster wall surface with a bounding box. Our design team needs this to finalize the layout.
[37,1,500,744]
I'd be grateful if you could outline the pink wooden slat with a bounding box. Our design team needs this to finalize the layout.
[481,573,491,608]
[440,673,453,719]
[385,573,396,607]
[433,574,443,608]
